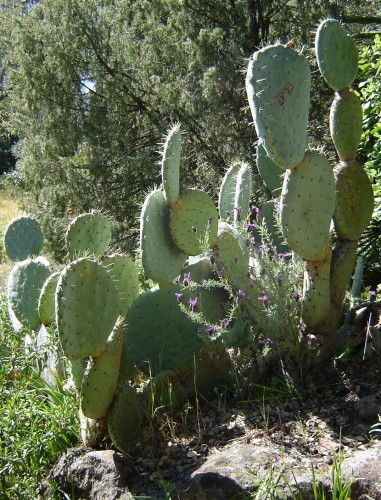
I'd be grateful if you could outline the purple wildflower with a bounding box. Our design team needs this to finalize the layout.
[258,295,269,308]
[188,296,198,312]
[266,338,274,348]
[293,290,302,302]
[369,290,376,299]
[236,289,245,299]
[276,274,283,286]
[273,455,280,463]
[175,293,184,303]
[219,319,226,328]
[183,272,191,286]
[278,252,290,260]
[245,222,257,231]
[205,325,215,335]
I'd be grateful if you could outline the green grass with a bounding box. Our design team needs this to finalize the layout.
[0,295,79,499]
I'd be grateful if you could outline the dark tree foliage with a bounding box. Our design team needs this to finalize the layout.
[0,0,380,258]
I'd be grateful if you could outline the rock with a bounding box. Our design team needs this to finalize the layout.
[40,440,381,500]
[355,395,381,423]
[37,448,133,499]
[342,442,381,499]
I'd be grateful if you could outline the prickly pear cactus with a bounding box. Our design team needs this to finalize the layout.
[38,272,60,326]
[218,162,241,222]
[108,383,143,454]
[65,212,112,258]
[315,19,358,92]
[81,318,124,420]
[256,144,283,195]
[246,44,311,169]
[124,284,203,375]
[333,160,374,241]
[7,256,51,330]
[169,189,218,256]
[233,163,252,227]
[280,151,335,262]
[161,123,181,206]
[56,257,119,360]
[103,254,140,317]
[4,216,43,262]
[140,189,187,284]
[330,89,363,161]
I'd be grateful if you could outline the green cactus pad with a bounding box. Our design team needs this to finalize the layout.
[103,254,140,317]
[81,319,124,419]
[218,163,241,222]
[180,258,230,324]
[124,284,203,375]
[218,221,250,260]
[161,123,181,206]
[65,212,112,258]
[169,189,218,256]
[330,90,363,161]
[315,19,358,92]
[108,383,144,454]
[330,239,358,307]
[70,358,88,391]
[261,200,289,252]
[234,163,252,227]
[280,151,335,261]
[118,340,139,385]
[302,251,332,327]
[38,272,60,326]
[212,229,252,298]
[333,160,374,241]
[256,144,284,195]
[4,216,43,262]
[7,257,51,330]
[140,189,187,283]
[56,257,119,360]
[246,44,310,170]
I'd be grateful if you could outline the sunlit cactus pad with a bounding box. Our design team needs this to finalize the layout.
[65,212,112,258]
[81,320,123,420]
[280,151,335,261]
[161,123,181,206]
[333,160,374,241]
[4,215,43,261]
[103,254,140,317]
[246,44,310,170]
[56,257,119,360]
[218,162,241,221]
[169,189,218,256]
[38,271,60,326]
[124,284,203,375]
[7,257,51,330]
[140,189,187,283]
[330,90,363,161]
[256,144,283,195]
[315,19,358,92]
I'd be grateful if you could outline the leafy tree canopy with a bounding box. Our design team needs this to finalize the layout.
[0,0,380,257]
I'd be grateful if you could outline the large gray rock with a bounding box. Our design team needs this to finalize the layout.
[38,441,381,499]
[37,448,133,499]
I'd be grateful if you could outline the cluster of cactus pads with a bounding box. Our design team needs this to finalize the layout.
[246,19,373,354]
[4,19,375,453]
